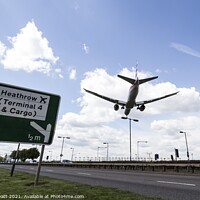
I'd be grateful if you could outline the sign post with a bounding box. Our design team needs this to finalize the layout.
[0,83,60,181]
[34,144,45,186]
[0,83,60,145]
[10,143,20,177]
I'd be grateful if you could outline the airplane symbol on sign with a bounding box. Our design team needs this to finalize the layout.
[40,96,47,104]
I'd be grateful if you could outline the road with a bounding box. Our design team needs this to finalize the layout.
[1,164,200,200]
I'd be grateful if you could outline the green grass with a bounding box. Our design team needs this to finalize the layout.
[0,168,162,200]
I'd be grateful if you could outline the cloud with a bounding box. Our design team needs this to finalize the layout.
[155,68,162,73]
[170,42,200,58]
[2,68,200,160]
[0,20,60,76]
[151,116,200,136]
[55,68,64,79]
[150,116,200,157]
[81,68,200,119]
[52,68,200,160]
[0,42,7,59]
[74,1,80,11]
[82,43,89,54]
[55,111,129,158]
[69,68,77,80]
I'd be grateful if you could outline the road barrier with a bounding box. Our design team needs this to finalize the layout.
[1,161,200,174]
[38,162,200,174]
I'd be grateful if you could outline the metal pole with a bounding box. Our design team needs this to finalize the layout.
[71,148,74,161]
[107,143,109,161]
[184,132,190,160]
[121,117,139,161]
[10,143,20,177]
[34,144,45,186]
[103,143,109,161]
[180,131,190,161]
[97,147,99,161]
[60,137,65,162]
[129,119,132,161]
[137,141,139,161]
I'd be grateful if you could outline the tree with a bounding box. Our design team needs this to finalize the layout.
[4,154,7,162]
[0,156,3,162]
[10,147,40,162]
[19,149,28,162]
[27,148,40,160]
[10,150,18,159]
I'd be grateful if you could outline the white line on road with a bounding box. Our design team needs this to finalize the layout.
[157,181,196,187]
[46,169,54,172]
[77,172,91,176]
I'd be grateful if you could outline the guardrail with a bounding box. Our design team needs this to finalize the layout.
[2,161,200,174]
[41,162,200,174]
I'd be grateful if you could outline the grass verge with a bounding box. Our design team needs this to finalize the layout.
[0,168,161,200]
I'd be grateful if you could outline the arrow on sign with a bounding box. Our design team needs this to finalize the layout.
[30,121,52,143]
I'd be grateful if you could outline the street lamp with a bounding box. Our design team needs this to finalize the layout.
[58,136,70,162]
[97,147,100,159]
[49,151,52,161]
[180,131,190,161]
[121,117,139,161]
[103,142,109,161]
[137,140,148,161]
[70,147,74,161]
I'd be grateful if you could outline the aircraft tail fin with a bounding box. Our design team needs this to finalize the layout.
[135,62,138,80]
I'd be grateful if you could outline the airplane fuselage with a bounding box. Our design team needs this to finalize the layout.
[125,83,139,115]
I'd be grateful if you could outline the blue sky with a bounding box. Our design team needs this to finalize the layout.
[1,0,200,161]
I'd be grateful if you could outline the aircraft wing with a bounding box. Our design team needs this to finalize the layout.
[135,91,179,106]
[84,88,126,107]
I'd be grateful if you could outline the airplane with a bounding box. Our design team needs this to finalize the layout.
[84,69,179,116]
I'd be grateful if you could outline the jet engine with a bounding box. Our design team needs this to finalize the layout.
[114,104,119,111]
[138,104,145,111]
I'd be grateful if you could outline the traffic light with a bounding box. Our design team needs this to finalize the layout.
[171,155,174,161]
[155,154,159,160]
[175,149,179,158]
[46,156,49,160]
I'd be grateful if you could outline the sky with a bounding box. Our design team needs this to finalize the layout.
[1,0,200,161]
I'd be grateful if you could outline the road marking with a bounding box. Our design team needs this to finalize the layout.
[30,168,35,170]
[77,172,91,176]
[46,169,54,172]
[157,181,196,187]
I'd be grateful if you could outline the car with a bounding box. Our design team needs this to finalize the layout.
[62,159,72,164]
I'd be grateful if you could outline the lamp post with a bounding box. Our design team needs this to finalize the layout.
[121,117,139,161]
[180,131,190,160]
[103,142,109,161]
[49,151,52,161]
[97,147,100,160]
[70,147,74,161]
[137,140,148,161]
[58,136,70,162]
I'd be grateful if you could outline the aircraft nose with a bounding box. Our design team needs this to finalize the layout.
[125,108,130,116]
